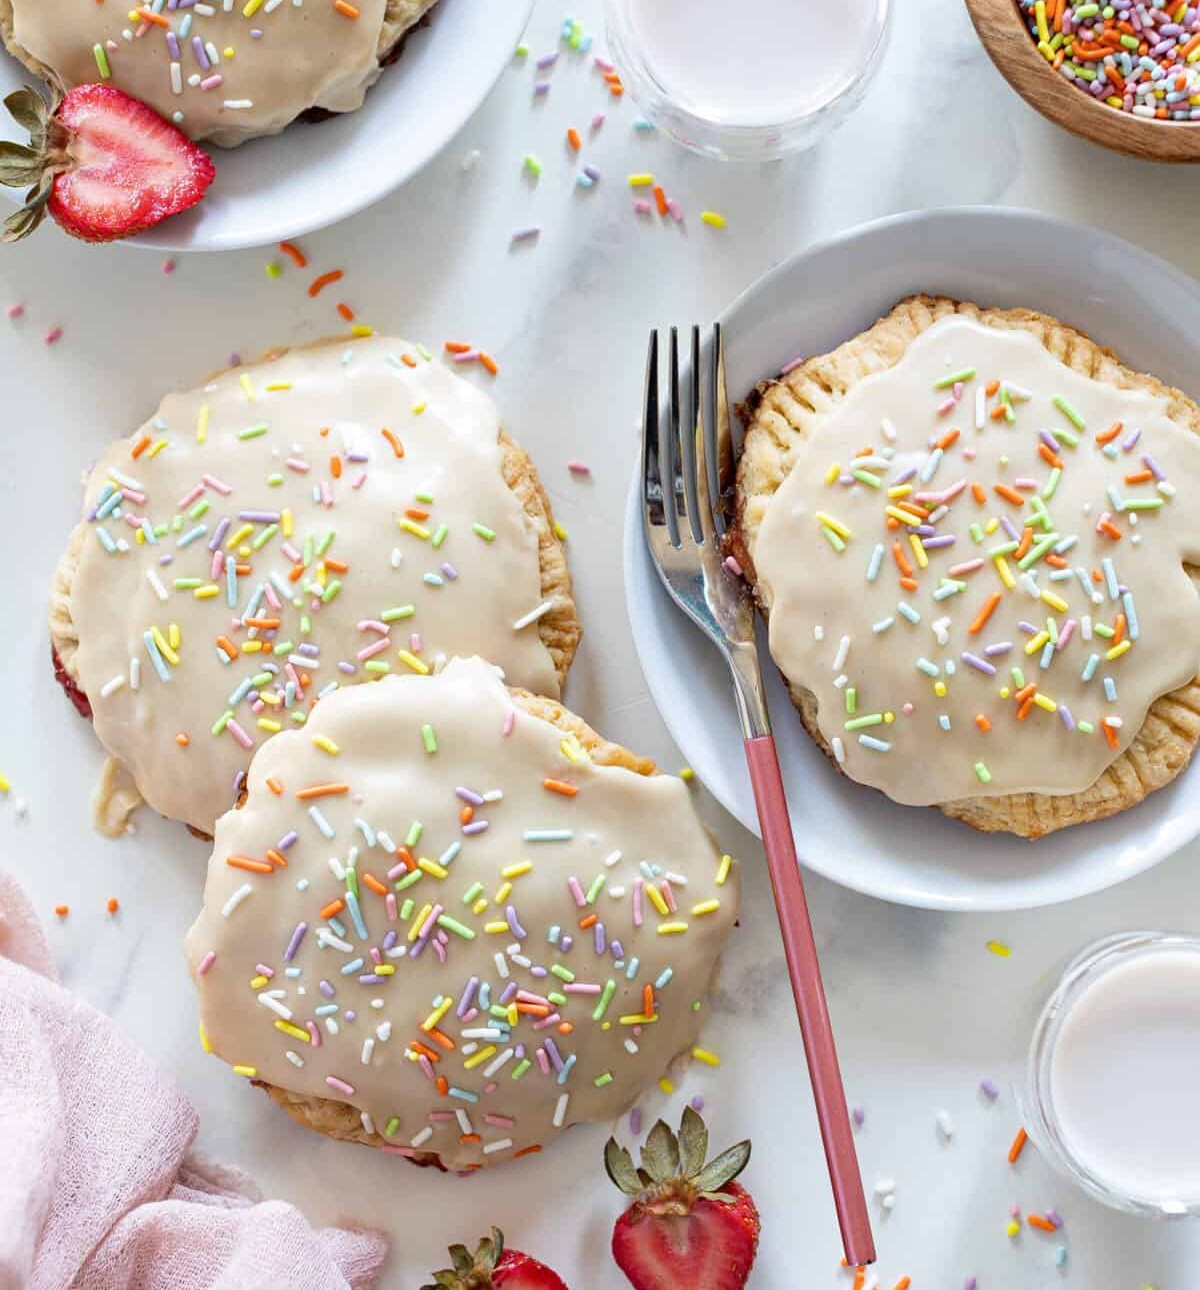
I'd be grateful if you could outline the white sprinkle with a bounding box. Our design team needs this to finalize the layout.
[881,1195,895,1212]
[410,1126,434,1148]
[461,148,481,170]
[361,1038,375,1065]
[455,1108,473,1135]
[256,993,293,1020]
[129,657,141,690]
[221,883,253,917]
[376,1021,392,1042]
[170,61,182,94]
[316,929,353,952]
[285,1050,305,1068]
[360,1110,376,1136]
[222,99,254,110]
[483,1047,515,1078]
[832,736,846,765]
[390,547,403,568]
[604,850,623,867]
[624,1038,639,1054]
[974,386,985,430]
[873,1177,896,1197]
[145,568,169,602]
[483,1137,514,1155]
[936,1109,955,1139]
[512,599,555,631]
[100,674,126,698]
[881,417,898,442]
[494,951,510,979]
[553,1091,570,1127]
[832,635,851,672]
[813,624,825,642]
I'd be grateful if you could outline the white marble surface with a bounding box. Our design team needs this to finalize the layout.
[3,1,1200,1285]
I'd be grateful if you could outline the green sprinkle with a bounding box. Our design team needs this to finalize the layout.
[211,709,233,736]
[251,523,278,550]
[265,262,282,280]
[381,605,416,621]
[1017,533,1060,570]
[345,868,358,898]
[593,979,617,1021]
[431,523,449,548]
[821,526,847,554]
[1011,666,1025,687]
[851,469,882,489]
[321,579,343,604]
[934,367,976,390]
[845,713,884,731]
[238,423,269,440]
[461,881,484,905]
[364,661,391,674]
[272,639,294,656]
[188,499,210,520]
[975,762,992,785]
[523,154,543,177]
[593,1071,614,1087]
[385,1117,400,1137]
[547,990,567,1006]
[290,711,307,725]
[394,869,422,891]
[969,522,985,544]
[515,42,529,55]
[300,614,312,635]
[415,491,435,504]
[406,821,423,848]
[400,898,414,920]
[988,541,1020,557]
[1124,498,1164,511]
[1078,719,1095,734]
[316,530,336,557]
[421,723,437,754]
[436,914,475,939]
[1093,622,1115,639]
[585,873,607,904]
[845,687,857,715]
[1042,467,1062,500]
[93,43,111,79]
[174,577,204,590]
[417,343,433,361]
[1052,395,1085,430]
[551,963,576,982]
[267,472,284,486]
[511,1058,532,1080]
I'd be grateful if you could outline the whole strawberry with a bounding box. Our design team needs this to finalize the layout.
[422,1227,568,1290]
[0,84,215,243]
[606,1107,759,1290]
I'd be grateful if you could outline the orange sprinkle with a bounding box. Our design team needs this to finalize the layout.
[515,1002,551,1017]
[975,714,992,733]
[1099,520,1123,541]
[892,541,914,577]
[459,1133,481,1144]
[1014,527,1034,561]
[278,241,307,267]
[409,1040,440,1063]
[1113,613,1126,646]
[1027,1215,1056,1232]
[653,184,668,216]
[444,340,472,354]
[136,7,170,25]
[330,456,343,479]
[54,905,69,918]
[567,126,582,151]
[1008,1126,1029,1164]
[543,778,578,797]
[461,805,475,825]
[362,873,389,897]
[578,913,599,929]
[405,507,431,521]
[994,483,1025,507]
[227,856,273,874]
[266,777,284,796]
[985,378,1000,396]
[175,732,190,747]
[1095,420,1123,445]
[294,782,350,800]
[643,984,655,1016]
[425,1027,456,1050]
[513,1145,543,1158]
[235,563,252,576]
[1044,553,1068,569]
[381,428,405,458]
[1016,698,1035,722]
[308,269,344,297]
[336,302,356,322]
[853,1268,866,1290]
[320,898,346,919]
[609,83,624,96]
[216,635,239,659]
[287,563,306,582]
[990,404,1008,421]
[970,591,1003,634]
[436,1076,449,1096]
[266,849,288,869]
[333,0,359,16]
[395,847,417,872]
[894,1280,912,1290]
[106,898,119,915]
[936,426,960,450]
[479,351,499,376]
[971,482,987,505]
[1014,682,1038,705]
[323,558,348,574]
[1124,469,1153,484]
[899,577,919,592]
[1038,443,1064,469]
[243,617,281,630]
[557,1021,573,1035]
[131,433,151,458]
[1102,720,1120,749]
[401,353,417,368]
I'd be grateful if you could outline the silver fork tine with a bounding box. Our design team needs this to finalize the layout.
[663,327,685,546]
[709,322,735,538]
[677,326,704,544]
[641,330,667,537]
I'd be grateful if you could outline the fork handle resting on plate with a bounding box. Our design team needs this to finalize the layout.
[743,732,876,1268]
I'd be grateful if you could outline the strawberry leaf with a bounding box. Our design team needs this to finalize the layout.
[692,1139,752,1196]
[4,86,49,150]
[640,1119,680,1183]
[1,201,45,243]
[677,1105,709,1177]
[604,1136,644,1195]
[0,142,43,188]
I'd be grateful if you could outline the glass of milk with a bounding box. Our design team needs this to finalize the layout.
[1025,932,1200,1217]
[605,0,892,160]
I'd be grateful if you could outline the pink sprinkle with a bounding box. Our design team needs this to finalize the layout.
[633,878,644,928]
[226,720,253,750]
[666,199,684,222]
[962,445,977,461]
[453,349,481,363]
[502,709,515,736]
[723,555,743,577]
[902,702,915,715]
[44,326,63,345]
[593,57,615,73]
[780,354,806,375]
[352,472,367,489]
[567,460,591,476]
[410,633,422,652]
[7,303,23,319]
[567,876,587,908]
[386,892,397,921]
[254,962,274,977]
[199,73,223,91]
[935,395,956,416]
[659,880,677,914]
[197,950,216,975]
[356,637,390,662]
[590,112,606,129]
[357,619,389,634]
[535,1047,551,1075]
[177,484,205,509]
[306,1020,321,1048]
[633,199,653,215]
[325,1075,355,1096]
[320,480,333,507]
[484,1113,514,1128]
[947,558,984,576]
[162,258,176,275]
[202,473,233,495]
[381,1145,419,1158]
[285,457,311,473]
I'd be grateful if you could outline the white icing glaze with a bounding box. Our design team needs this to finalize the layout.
[10,0,399,145]
[68,337,562,834]
[183,657,739,1170]
[753,318,1200,807]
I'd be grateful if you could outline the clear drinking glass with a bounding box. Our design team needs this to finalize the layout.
[1023,931,1200,1218]
[604,0,892,161]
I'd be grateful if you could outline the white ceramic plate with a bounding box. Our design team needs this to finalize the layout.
[624,207,1200,912]
[0,0,533,252]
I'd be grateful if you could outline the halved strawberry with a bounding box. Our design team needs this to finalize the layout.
[0,84,214,243]
[422,1227,568,1290]
[606,1108,760,1290]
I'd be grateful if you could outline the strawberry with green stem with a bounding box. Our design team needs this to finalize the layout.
[422,1227,568,1290]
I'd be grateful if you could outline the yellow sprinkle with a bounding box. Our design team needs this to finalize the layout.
[1041,589,1069,613]
[700,211,726,229]
[135,529,145,545]
[168,622,181,650]
[239,373,255,400]
[472,898,488,915]
[197,404,210,443]
[887,484,912,499]
[1006,1221,1021,1239]
[258,692,281,708]
[151,627,180,666]
[692,899,720,916]
[484,921,510,934]
[501,861,533,879]
[148,438,168,458]
[242,640,263,654]
[0,773,9,794]
[494,880,513,903]
[1024,630,1050,656]
[1033,693,1058,713]
[824,462,841,485]
[281,508,294,538]
[1106,640,1132,661]
[994,555,1016,589]
[680,766,695,782]
[417,858,449,879]
[657,921,689,935]
[408,903,433,942]
[984,517,999,535]
[934,681,947,698]
[628,172,654,186]
[463,1045,498,1070]
[619,1013,657,1025]
[199,1023,212,1053]
[397,519,431,540]
[560,735,586,763]
[397,649,430,675]
[274,1019,311,1042]
[507,1004,519,1027]
[250,974,269,989]
[814,510,851,540]
[691,1046,721,1066]
[986,940,1011,958]
[376,964,395,975]
[554,520,568,542]
[265,381,292,391]
[412,401,427,415]
[351,325,374,338]
[909,532,928,570]
[242,0,264,15]
[715,853,732,886]
[658,1077,675,1093]
[885,506,922,527]
[312,735,339,755]
[226,522,253,550]
[421,997,454,1031]
[257,718,282,733]
[645,884,670,917]
[232,1064,258,1078]
[194,584,221,599]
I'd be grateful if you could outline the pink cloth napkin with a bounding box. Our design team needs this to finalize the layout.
[0,873,389,1290]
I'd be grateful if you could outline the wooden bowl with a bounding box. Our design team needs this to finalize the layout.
[964,0,1200,161]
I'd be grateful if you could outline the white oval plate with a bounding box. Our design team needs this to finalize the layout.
[624,207,1200,912]
[0,0,532,252]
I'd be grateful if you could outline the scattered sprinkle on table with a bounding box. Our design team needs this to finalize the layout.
[986,939,1012,958]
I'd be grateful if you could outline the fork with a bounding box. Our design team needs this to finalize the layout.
[641,325,875,1269]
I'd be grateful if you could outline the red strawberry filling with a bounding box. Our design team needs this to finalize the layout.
[51,645,92,720]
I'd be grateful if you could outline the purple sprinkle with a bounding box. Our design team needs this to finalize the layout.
[506,904,528,940]
[462,820,490,836]
[238,509,280,523]
[499,981,519,1005]
[690,1095,705,1111]
[227,353,242,368]
[319,979,335,998]
[278,830,299,851]
[457,976,480,1017]
[208,516,231,552]
[980,1078,999,1099]
[560,935,573,953]
[1143,453,1166,481]
[337,661,356,675]
[283,921,307,962]
[964,1280,977,1290]
[922,534,956,550]
[343,1011,355,1023]
[984,641,1013,656]
[1046,1209,1063,1228]
[611,939,625,960]
[536,51,558,68]
[166,32,181,59]
[530,965,548,979]
[629,1106,643,1135]
[441,563,459,580]
[358,973,384,985]
[893,466,919,486]
[594,922,606,955]
[192,35,209,69]
[297,642,320,657]
[382,930,397,951]
[583,163,602,181]
[250,27,263,37]
[961,652,997,676]
[1122,429,1142,452]
[852,1105,865,1128]
[511,225,541,244]
[1038,429,1060,451]
[1059,704,1076,732]
[456,786,485,807]
[543,1037,564,1072]
[1018,621,1038,635]
[533,81,551,97]
[1000,515,1021,541]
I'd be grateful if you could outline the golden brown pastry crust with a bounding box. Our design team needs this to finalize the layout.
[252,685,656,1162]
[732,294,1200,838]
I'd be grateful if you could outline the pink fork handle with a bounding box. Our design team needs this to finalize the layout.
[744,735,875,1269]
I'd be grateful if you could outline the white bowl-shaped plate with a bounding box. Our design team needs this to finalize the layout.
[0,0,532,251]
[624,207,1200,912]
